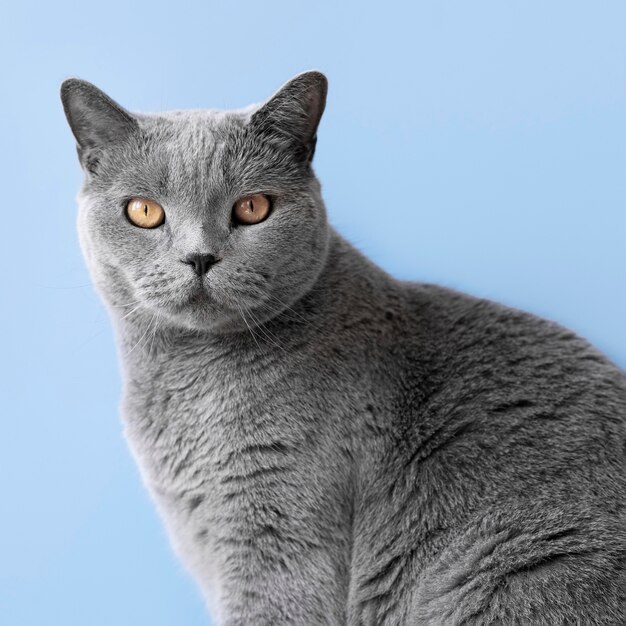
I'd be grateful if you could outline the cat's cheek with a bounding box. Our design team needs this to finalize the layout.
[76,215,93,266]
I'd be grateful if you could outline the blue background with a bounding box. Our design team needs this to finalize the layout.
[2,2,625,625]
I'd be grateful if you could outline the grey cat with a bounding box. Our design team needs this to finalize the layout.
[61,71,626,625]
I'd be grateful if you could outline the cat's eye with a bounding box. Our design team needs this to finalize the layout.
[126,198,165,229]
[233,194,271,225]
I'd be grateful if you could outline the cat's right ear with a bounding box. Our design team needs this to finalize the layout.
[60,79,138,173]
[249,71,328,162]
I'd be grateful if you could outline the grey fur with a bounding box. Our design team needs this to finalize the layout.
[61,72,626,625]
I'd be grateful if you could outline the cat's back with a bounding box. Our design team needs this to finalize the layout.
[396,279,626,428]
[387,279,626,504]
[352,280,626,624]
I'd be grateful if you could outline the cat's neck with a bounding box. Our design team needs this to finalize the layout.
[109,229,391,372]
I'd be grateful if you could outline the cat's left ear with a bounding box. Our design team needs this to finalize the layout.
[250,71,328,162]
[60,79,139,172]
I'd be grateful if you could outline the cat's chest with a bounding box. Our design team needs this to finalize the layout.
[122,349,297,499]
[119,344,358,590]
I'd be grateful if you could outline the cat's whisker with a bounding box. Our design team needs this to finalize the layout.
[233,301,261,350]
[264,288,330,327]
[253,299,305,329]
[257,300,301,329]
[118,304,142,322]
[110,299,144,309]
[74,323,112,352]
[257,297,331,342]
[146,312,162,353]
[39,282,93,290]
[265,293,309,323]
[245,305,287,353]
[125,312,159,357]
[147,312,161,355]
[251,295,300,324]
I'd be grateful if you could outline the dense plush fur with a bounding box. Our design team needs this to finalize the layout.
[61,72,626,625]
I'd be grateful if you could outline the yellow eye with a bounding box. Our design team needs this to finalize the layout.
[233,194,271,225]
[126,198,165,229]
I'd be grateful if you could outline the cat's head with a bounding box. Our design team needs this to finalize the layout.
[61,72,329,333]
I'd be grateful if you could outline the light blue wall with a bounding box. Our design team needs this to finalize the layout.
[2,2,625,625]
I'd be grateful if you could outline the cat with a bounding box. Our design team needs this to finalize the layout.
[61,71,626,625]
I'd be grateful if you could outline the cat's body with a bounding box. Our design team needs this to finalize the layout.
[62,72,626,625]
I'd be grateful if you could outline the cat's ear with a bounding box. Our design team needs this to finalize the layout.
[250,71,328,162]
[60,79,138,172]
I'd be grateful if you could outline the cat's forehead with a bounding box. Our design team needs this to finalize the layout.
[121,106,298,197]
[125,109,252,193]
[139,109,242,152]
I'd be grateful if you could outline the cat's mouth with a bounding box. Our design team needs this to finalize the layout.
[188,288,212,306]
[179,277,214,303]
[159,280,216,314]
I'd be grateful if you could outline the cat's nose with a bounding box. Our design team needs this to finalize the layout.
[183,253,219,276]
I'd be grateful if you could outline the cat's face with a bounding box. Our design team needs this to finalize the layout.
[62,73,329,333]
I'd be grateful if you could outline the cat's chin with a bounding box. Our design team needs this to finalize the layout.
[152,290,253,335]
[158,294,292,336]
[161,308,260,336]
